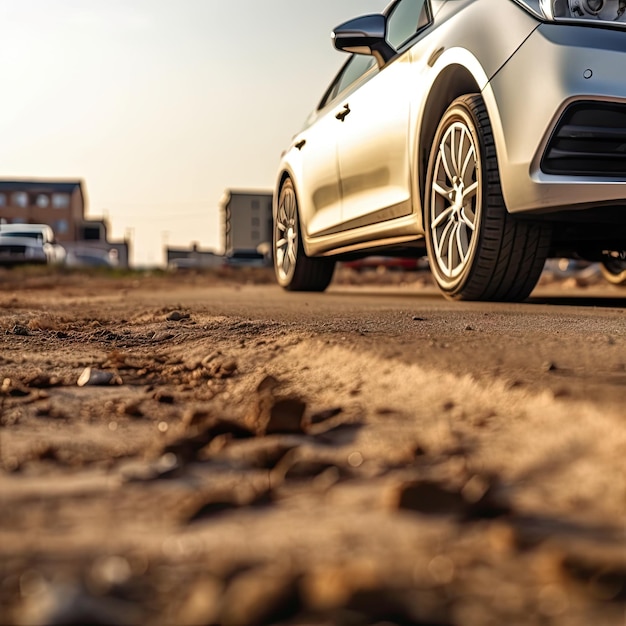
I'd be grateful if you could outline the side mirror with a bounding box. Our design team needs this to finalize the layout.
[332,14,396,68]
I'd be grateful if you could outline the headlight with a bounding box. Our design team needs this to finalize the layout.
[516,0,626,22]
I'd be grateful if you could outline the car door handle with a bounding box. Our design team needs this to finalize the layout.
[336,104,351,122]
[427,46,445,67]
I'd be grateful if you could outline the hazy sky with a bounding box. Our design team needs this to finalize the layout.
[0,0,386,265]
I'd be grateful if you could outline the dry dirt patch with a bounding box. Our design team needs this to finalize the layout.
[0,269,624,626]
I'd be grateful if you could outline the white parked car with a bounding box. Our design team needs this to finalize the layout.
[0,224,66,266]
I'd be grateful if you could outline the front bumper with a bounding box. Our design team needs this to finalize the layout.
[488,23,626,216]
[0,246,47,265]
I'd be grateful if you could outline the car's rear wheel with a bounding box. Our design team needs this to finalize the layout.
[274,178,335,291]
[424,95,551,301]
[600,256,626,286]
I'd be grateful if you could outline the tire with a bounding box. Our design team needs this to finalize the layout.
[600,258,626,286]
[424,95,551,301]
[274,178,335,292]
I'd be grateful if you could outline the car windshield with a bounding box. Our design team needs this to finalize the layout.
[0,232,43,241]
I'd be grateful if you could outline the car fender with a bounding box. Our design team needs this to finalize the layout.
[409,47,491,231]
[416,44,508,184]
[409,0,540,227]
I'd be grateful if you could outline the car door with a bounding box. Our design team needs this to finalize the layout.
[295,54,379,237]
[294,106,343,237]
[336,0,434,226]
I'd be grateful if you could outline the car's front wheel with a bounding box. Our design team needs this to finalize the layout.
[424,95,551,301]
[274,178,335,291]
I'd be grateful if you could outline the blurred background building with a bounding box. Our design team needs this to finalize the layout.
[220,189,273,258]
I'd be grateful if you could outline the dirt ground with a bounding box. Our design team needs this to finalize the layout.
[0,266,624,626]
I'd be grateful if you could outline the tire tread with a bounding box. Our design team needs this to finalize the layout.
[274,179,335,292]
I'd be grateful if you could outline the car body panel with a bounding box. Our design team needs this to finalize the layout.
[489,24,626,214]
[336,51,413,226]
[292,106,343,237]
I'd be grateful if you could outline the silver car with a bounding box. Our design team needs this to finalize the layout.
[273,0,626,301]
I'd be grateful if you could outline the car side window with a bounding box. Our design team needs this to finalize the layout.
[318,55,377,109]
[336,55,377,97]
[386,0,431,51]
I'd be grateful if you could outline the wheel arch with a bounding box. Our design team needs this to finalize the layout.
[416,63,482,227]
[274,169,293,218]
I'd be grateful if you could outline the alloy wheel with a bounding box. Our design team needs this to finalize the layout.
[275,184,299,283]
[430,121,480,279]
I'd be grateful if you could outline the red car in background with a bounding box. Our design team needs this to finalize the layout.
[341,256,428,272]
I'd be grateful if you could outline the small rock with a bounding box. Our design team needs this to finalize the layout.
[257,396,307,435]
[219,359,238,375]
[166,311,190,322]
[412,316,427,322]
[394,480,466,516]
[77,367,121,387]
[118,401,143,417]
[543,361,559,372]
[153,391,175,404]
[246,381,307,435]
[13,324,30,336]
[1,378,30,397]
[396,476,511,520]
